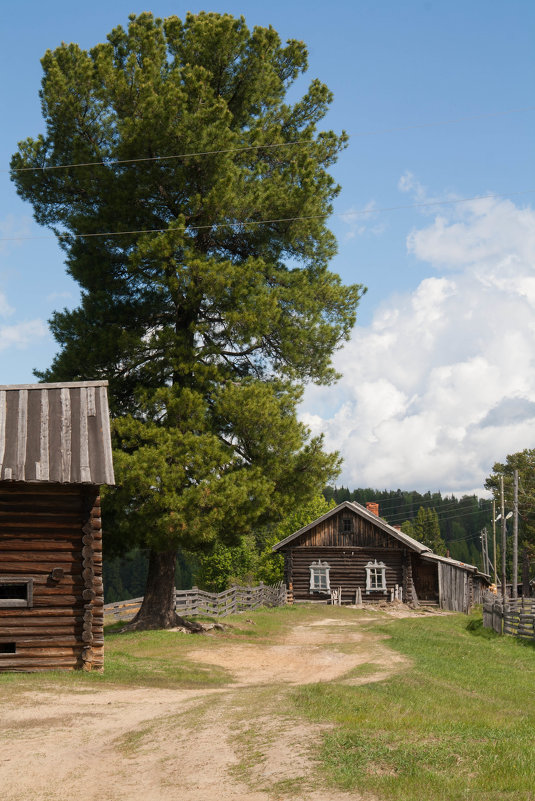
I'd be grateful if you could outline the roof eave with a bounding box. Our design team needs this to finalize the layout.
[272,500,431,554]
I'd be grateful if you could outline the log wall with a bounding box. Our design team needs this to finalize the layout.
[0,482,103,672]
[288,546,404,603]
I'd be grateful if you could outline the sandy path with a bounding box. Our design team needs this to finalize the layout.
[0,614,407,801]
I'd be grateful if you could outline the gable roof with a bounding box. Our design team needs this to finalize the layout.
[272,500,431,554]
[0,381,115,485]
[272,500,491,579]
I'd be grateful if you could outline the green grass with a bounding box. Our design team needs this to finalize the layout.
[291,611,535,801]
[0,603,321,694]
[0,627,233,694]
[101,628,233,687]
[2,603,533,800]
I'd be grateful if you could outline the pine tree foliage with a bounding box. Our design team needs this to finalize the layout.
[485,449,535,557]
[195,494,334,591]
[11,12,362,627]
[401,507,446,555]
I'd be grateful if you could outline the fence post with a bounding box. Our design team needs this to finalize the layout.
[104,580,288,622]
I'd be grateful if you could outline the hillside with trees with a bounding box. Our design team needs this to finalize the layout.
[103,488,490,601]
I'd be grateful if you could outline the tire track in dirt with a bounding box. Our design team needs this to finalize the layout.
[1,614,408,801]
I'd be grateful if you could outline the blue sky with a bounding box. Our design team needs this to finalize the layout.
[1,0,534,493]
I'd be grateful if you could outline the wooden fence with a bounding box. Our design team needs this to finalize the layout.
[104,582,287,623]
[482,594,535,639]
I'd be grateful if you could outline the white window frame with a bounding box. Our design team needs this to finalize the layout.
[365,560,387,594]
[309,560,331,594]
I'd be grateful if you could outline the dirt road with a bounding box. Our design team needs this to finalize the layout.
[1,613,411,801]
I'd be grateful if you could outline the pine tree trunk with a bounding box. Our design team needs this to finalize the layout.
[126,548,202,631]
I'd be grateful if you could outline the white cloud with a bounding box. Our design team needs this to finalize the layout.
[398,170,427,200]
[302,194,535,494]
[0,214,32,255]
[46,290,74,303]
[0,292,14,318]
[0,320,48,351]
[408,196,535,271]
[340,200,385,239]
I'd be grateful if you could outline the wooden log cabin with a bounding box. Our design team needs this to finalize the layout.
[0,381,114,672]
[273,501,490,613]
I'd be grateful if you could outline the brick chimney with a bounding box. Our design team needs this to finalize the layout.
[366,502,379,517]
[393,525,402,531]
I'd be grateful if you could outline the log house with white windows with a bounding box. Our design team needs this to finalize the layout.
[0,381,114,671]
[273,501,489,612]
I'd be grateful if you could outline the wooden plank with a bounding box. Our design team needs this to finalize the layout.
[0,656,80,669]
[8,638,82,648]
[98,385,114,484]
[0,390,6,473]
[0,381,108,390]
[39,389,50,481]
[0,541,84,553]
[15,390,28,481]
[87,387,96,417]
[60,388,72,482]
[79,387,91,483]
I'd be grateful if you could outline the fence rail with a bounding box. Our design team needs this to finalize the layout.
[104,582,287,623]
[482,594,535,639]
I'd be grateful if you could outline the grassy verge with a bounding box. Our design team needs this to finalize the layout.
[0,603,322,694]
[2,603,533,801]
[291,611,535,801]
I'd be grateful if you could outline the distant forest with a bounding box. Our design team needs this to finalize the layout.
[324,487,490,566]
[103,487,491,603]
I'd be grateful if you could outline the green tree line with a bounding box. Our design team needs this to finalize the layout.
[104,488,492,601]
[325,486,490,568]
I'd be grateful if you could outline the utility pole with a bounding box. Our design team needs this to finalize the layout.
[513,468,519,600]
[501,475,507,600]
[492,498,497,585]
[481,527,490,575]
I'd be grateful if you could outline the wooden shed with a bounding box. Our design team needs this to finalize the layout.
[273,501,490,613]
[0,381,114,671]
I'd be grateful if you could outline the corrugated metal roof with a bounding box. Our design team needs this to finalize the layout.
[0,381,115,485]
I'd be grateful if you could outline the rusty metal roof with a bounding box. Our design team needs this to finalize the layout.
[0,381,115,485]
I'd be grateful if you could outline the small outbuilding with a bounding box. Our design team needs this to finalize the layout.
[0,381,114,671]
[273,500,489,613]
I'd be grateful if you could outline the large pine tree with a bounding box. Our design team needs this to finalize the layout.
[11,12,363,628]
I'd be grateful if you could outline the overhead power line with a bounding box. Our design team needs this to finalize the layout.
[355,492,490,512]
[6,105,534,175]
[383,493,489,509]
[383,505,492,527]
[0,189,533,243]
[353,497,489,519]
[444,531,487,545]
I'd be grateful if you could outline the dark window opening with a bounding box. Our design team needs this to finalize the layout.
[0,579,33,607]
[0,643,16,654]
[343,517,353,532]
[0,584,26,600]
